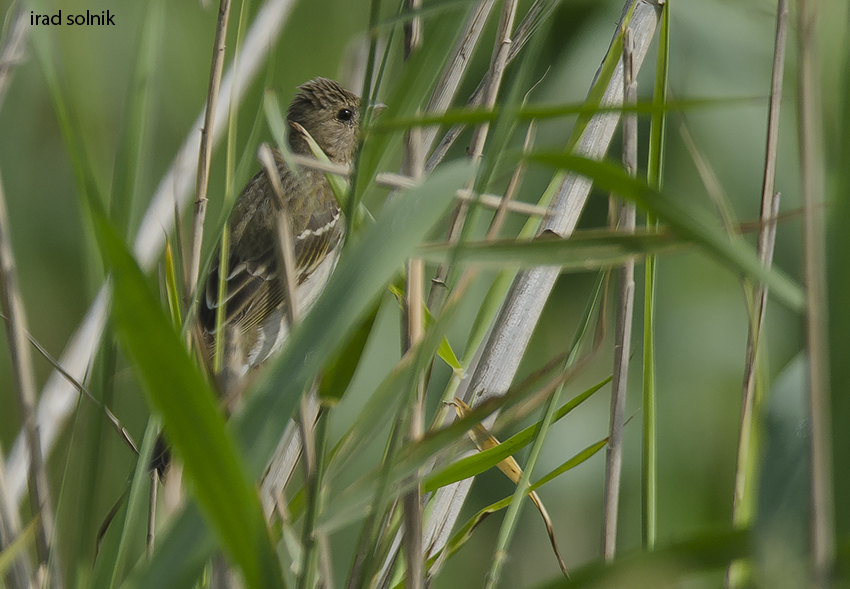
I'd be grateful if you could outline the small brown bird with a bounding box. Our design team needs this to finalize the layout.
[199,77,362,406]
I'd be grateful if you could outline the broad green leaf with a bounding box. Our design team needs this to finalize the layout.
[530,152,805,310]
[93,217,284,589]
[319,301,380,403]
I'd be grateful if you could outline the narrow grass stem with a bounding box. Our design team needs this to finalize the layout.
[187,0,232,300]
[298,405,330,589]
[726,1,788,585]
[485,120,535,239]
[797,0,834,581]
[401,13,426,576]
[258,144,300,327]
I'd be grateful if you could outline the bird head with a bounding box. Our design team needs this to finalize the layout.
[287,77,362,164]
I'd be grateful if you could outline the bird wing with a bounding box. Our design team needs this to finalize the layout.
[200,180,343,339]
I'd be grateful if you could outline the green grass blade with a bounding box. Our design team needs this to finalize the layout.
[427,437,607,573]
[92,216,285,589]
[828,14,850,549]
[424,378,609,492]
[529,152,805,309]
[417,230,685,268]
[122,505,214,589]
[109,0,163,238]
[107,418,160,589]
[376,96,759,131]
[529,438,608,491]
[642,0,669,551]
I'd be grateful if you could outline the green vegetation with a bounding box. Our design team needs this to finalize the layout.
[0,0,848,587]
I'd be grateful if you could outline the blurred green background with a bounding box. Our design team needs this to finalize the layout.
[0,0,847,586]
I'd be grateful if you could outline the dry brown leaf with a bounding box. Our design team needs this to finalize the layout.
[449,398,569,577]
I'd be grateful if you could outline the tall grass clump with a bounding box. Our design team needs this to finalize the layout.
[0,0,848,588]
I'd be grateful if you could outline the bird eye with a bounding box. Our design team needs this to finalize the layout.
[337,108,354,122]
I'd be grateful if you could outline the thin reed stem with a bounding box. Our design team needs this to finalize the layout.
[187,0,232,300]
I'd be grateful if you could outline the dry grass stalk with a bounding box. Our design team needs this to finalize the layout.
[187,0,233,300]
[485,120,535,240]
[429,0,520,310]
[0,2,28,112]
[0,171,62,589]
[601,27,637,561]
[402,9,426,585]
[726,1,789,585]
[420,0,496,154]
[257,143,299,327]
[425,0,554,172]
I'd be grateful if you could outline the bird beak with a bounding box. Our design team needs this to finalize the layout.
[371,101,387,116]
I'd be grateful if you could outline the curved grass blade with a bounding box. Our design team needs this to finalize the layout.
[425,437,607,577]
[529,153,805,310]
[418,230,684,268]
[448,399,569,579]
[92,216,285,589]
[424,377,609,492]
